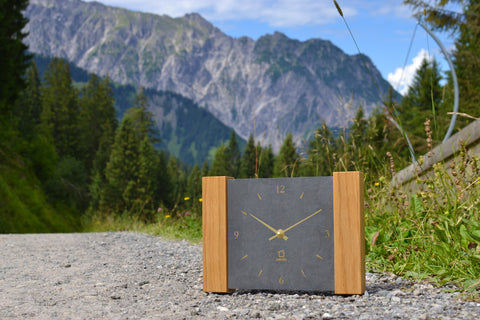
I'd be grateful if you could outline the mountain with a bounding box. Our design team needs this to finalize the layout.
[24,0,396,151]
[33,54,242,165]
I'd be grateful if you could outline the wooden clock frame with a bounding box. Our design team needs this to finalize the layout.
[202,171,365,295]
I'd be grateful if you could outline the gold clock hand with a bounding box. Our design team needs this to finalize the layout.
[268,209,322,241]
[245,211,288,240]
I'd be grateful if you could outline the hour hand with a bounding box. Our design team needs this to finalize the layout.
[242,211,288,240]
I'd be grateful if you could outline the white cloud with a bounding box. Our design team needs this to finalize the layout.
[85,0,358,27]
[387,49,432,95]
[371,0,411,19]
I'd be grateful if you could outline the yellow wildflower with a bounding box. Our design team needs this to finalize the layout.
[184,196,190,201]
[165,215,171,218]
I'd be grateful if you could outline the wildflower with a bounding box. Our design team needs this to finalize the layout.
[184,196,190,201]
[185,212,191,216]
[157,207,162,212]
[165,215,171,218]
[374,182,380,187]
[199,198,203,202]
[177,213,183,217]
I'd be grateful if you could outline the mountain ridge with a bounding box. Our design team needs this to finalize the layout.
[24,0,397,151]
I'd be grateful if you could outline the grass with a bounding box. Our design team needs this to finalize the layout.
[84,207,203,244]
[365,143,480,299]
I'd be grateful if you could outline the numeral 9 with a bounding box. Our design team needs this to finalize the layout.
[234,231,239,239]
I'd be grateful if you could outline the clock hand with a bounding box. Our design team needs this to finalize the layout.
[243,211,288,240]
[268,209,322,241]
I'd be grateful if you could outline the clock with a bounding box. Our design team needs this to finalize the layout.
[202,172,365,294]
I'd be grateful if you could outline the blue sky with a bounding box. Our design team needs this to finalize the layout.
[84,0,458,95]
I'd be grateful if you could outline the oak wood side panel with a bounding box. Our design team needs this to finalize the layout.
[202,176,233,293]
[333,172,365,294]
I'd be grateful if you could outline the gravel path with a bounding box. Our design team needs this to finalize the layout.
[0,232,478,319]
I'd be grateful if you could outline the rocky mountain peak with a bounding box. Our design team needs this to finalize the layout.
[24,0,396,151]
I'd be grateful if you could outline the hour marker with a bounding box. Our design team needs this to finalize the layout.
[299,192,304,199]
[258,269,263,277]
[241,210,247,216]
[301,269,306,278]
[257,193,262,200]
[241,254,248,260]
[316,254,323,260]
[325,229,330,238]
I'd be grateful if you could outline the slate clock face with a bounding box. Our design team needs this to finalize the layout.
[227,177,334,291]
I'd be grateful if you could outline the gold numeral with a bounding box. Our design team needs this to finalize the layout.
[276,184,286,194]
[325,229,330,238]
[279,276,285,284]
[234,231,239,239]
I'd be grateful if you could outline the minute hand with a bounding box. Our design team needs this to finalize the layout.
[268,209,322,241]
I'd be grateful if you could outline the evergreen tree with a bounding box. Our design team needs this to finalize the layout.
[225,130,241,177]
[210,144,230,176]
[14,61,42,138]
[0,0,31,117]
[99,91,159,217]
[78,75,117,174]
[166,156,187,207]
[258,144,275,178]
[404,0,480,128]
[274,133,299,177]
[454,0,480,126]
[304,121,334,176]
[186,164,202,211]
[40,58,80,157]
[239,134,257,178]
[399,58,444,153]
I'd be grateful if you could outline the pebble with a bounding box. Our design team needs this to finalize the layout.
[0,232,478,319]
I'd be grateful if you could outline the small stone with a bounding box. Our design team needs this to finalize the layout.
[321,313,333,319]
[217,306,229,312]
[110,294,121,300]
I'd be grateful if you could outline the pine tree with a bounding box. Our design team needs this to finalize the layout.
[304,121,334,176]
[14,61,42,138]
[399,58,444,153]
[274,133,299,177]
[258,144,275,178]
[186,164,202,212]
[99,91,159,217]
[40,58,80,158]
[210,144,230,176]
[0,0,31,117]
[454,0,480,126]
[225,130,241,177]
[239,134,257,178]
[78,75,117,174]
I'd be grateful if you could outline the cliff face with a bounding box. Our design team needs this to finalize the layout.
[25,0,394,151]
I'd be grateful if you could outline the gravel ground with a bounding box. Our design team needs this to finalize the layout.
[0,232,478,320]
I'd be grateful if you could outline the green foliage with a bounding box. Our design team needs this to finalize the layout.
[40,58,80,157]
[274,133,299,177]
[398,58,445,153]
[78,74,117,174]
[98,99,159,219]
[366,148,480,294]
[0,0,31,117]
[239,134,257,178]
